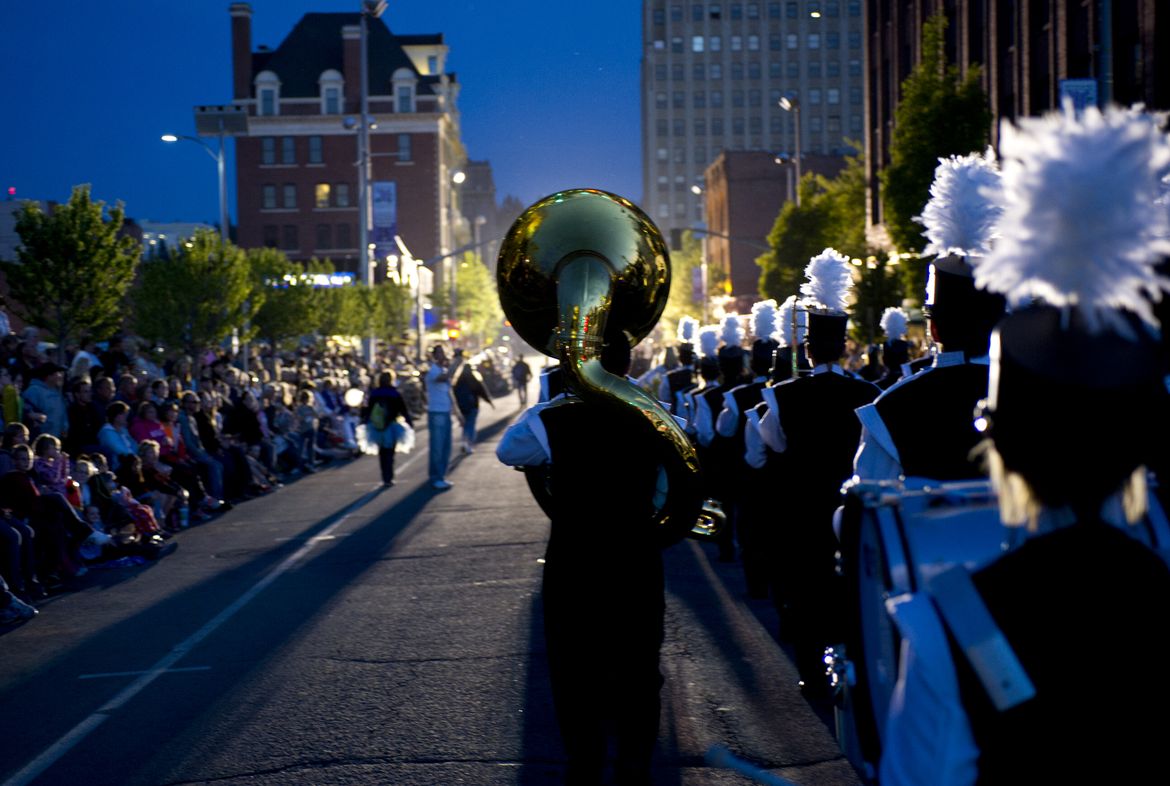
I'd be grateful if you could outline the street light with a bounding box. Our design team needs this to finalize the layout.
[773,154,796,204]
[779,96,802,206]
[161,134,228,244]
[447,170,466,324]
[355,0,386,365]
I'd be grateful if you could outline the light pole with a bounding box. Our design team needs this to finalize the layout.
[355,0,386,364]
[773,154,796,204]
[448,170,466,325]
[779,96,802,206]
[161,134,228,244]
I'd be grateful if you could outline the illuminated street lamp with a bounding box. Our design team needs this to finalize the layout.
[779,96,802,206]
[161,134,228,244]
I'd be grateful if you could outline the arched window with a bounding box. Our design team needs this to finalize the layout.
[318,69,344,115]
[254,70,280,116]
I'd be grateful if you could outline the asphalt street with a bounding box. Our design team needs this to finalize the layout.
[0,390,860,786]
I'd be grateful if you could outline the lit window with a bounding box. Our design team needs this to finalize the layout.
[315,183,331,208]
[827,88,840,104]
[808,33,820,49]
[731,36,742,51]
[692,36,704,52]
[787,33,798,49]
[748,35,760,51]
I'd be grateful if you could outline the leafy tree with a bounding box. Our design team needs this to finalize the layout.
[2,185,140,362]
[451,254,504,345]
[850,254,904,345]
[249,250,331,350]
[880,13,990,301]
[662,230,705,331]
[131,228,259,356]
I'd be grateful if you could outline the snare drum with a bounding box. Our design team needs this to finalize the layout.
[830,478,1006,782]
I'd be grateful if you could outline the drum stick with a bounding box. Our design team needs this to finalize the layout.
[705,745,801,785]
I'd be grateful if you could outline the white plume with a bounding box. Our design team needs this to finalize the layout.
[750,299,779,341]
[971,102,1170,334]
[916,149,1004,257]
[800,248,854,314]
[775,295,806,347]
[676,315,699,344]
[880,306,909,340]
[721,314,745,347]
[698,325,720,359]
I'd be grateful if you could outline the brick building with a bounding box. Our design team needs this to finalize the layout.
[219,3,469,280]
[865,0,1168,243]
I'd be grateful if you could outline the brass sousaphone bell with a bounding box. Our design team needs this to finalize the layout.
[497,189,708,543]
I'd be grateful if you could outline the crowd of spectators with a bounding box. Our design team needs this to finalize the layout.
[0,325,441,626]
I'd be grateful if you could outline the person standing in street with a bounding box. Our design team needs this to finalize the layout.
[425,345,462,490]
[362,371,412,487]
[511,355,533,407]
[453,361,494,454]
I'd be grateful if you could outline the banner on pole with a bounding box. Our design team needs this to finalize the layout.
[372,181,397,261]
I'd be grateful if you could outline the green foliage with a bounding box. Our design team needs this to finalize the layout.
[2,185,140,362]
[316,280,412,345]
[130,228,258,355]
[249,250,331,349]
[663,230,705,330]
[451,254,504,344]
[757,148,868,303]
[849,254,904,344]
[879,13,991,300]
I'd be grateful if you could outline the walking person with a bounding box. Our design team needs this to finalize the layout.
[453,362,494,454]
[363,371,412,487]
[424,345,462,490]
[511,355,533,407]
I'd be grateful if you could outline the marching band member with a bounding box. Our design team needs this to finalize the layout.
[692,315,746,449]
[659,316,699,415]
[881,103,1170,785]
[853,151,1007,482]
[756,249,880,693]
[876,306,911,391]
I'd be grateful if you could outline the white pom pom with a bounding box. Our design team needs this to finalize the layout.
[972,103,1170,334]
[750,299,778,340]
[801,248,854,314]
[917,149,1003,258]
[720,314,745,347]
[880,307,909,340]
[676,315,699,344]
[775,295,807,347]
[698,325,720,358]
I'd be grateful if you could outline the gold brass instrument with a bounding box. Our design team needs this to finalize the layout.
[497,189,706,544]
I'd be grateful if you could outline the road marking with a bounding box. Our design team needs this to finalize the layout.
[2,486,383,786]
[78,666,212,680]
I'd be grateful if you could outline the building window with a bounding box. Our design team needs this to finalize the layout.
[770,88,783,103]
[693,3,704,21]
[282,184,297,208]
[658,175,669,192]
[851,114,862,132]
[732,62,744,80]
[710,36,721,52]
[769,2,781,18]
[654,39,665,50]
[709,4,722,20]
[749,88,762,106]
[750,116,762,133]
[281,136,295,164]
[732,89,744,107]
[695,147,708,164]
[809,61,822,77]
[695,118,707,135]
[770,34,782,51]
[308,136,323,164]
[657,119,669,137]
[671,4,683,21]
[787,61,799,77]
[809,88,822,104]
[731,3,742,19]
[848,0,860,16]
[786,1,798,17]
[323,85,341,114]
[672,37,684,53]
[826,0,839,16]
[397,86,414,112]
[733,117,745,135]
[335,183,351,207]
[692,36,704,52]
[657,147,669,161]
[675,202,686,217]
[826,31,840,49]
[748,3,760,18]
[731,35,742,51]
[749,61,761,79]
[656,91,668,109]
[428,55,438,73]
[711,90,724,108]
[654,8,666,24]
[827,88,840,104]
[827,115,841,132]
[259,88,276,116]
[808,33,820,49]
[262,184,277,210]
[786,33,798,48]
[674,147,686,163]
[809,116,823,132]
[316,223,332,249]
[673,91,685,108]
[658,203,670,219]
[770,61,782,77]
[261,137,276,165]
[263,225,279,247]
[848,31,861,48]
[673,119,685,136]
[655,64,667,81]
[315,183,331,208]
[711,63,722,79]
[770,115,783,133]
[337,223,352,248]
[693,63,705,80]
[672,63,684,80]
[282,225,298,250]
[850,87,862,104]
[748,35,760,51]
[694,90,706,108]
[848,58,861,75]
[827,60,840,77]
[712,117,724,135]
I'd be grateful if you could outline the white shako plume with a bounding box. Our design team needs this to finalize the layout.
[676,315,699,344]
[971,102,1170,335]
[880,306,909,340]
[916,149,1003,258]
[698,325,721,359]
[720,313,745,347]
[800,247,854,313]
[775,295,806,347]
[750,299,779,340]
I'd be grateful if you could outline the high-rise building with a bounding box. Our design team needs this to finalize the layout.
[220,3,468,280]
[641,1,866,246]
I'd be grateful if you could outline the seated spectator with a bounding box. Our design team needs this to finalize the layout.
[64,376,102,457]
[0,422,30,476]
[22,363,67,439]
[97,401,137,472]
[31,433,72,497]
[0,444,87,587]
[1,366,22,429]
[178,392,227,505]
[138,439,194,528]
[0,507,42,603]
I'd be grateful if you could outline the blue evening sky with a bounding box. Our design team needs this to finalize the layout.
[0,1,642,225]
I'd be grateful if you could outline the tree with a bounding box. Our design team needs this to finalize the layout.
[450,254,504,345]
[249,249,331,350]
[131,228,258,356]
[850,254,904,344]
[2,185,140,362]
[880,13,991,301]
[757,148,868,303]
[662,230,705,331]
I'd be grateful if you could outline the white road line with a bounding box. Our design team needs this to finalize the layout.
[77,666,212,681]
[2,487,382,786]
